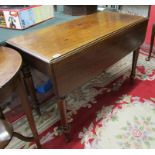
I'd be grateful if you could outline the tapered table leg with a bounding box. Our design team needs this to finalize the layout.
[22,64,41,115]
[57,97,71,142]
[0,107,5,119]
[146,24,155,61]
[17,74,41,148]
[130,48,139,80]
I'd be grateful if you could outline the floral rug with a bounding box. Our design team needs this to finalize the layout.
[5,51,155,149]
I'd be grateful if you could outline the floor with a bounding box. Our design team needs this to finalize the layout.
[5,51,155,149]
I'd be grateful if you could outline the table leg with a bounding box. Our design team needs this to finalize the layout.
[17,74,41,148]
[130,48,139,80]
[22,64,41,115]
[0,107,5,119]
[57,97,71,142]
[146,24,155,61]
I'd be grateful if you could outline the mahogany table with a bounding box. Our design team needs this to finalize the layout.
[6,11,148,140]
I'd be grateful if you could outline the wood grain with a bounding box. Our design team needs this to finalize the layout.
[0,47,22,89]
[52,20,148,96]
[7,12,147,63]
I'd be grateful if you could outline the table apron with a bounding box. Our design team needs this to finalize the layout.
[52,20,148,97]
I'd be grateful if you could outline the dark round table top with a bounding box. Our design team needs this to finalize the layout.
[0,47,22,89]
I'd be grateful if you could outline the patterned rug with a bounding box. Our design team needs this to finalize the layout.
[5,51,155,149]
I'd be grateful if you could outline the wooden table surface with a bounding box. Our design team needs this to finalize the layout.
[0,47,22,88]
[7,11,146,63]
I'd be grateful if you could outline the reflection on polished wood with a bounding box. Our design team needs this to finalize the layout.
[7,12,147,62]
[7,12,148,140]
[0,47,22,89]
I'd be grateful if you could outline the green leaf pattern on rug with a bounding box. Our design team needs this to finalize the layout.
[116,114,155,149]
[116,94,132,104]
[111,115,118,122]
[83,96,155,149]
[136,63,155,81]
